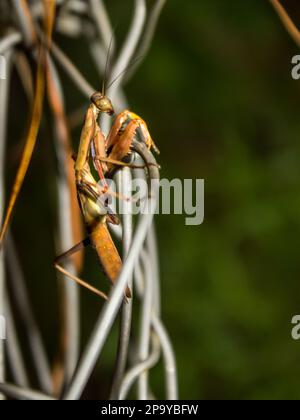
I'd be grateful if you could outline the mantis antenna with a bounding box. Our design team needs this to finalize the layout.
[102,31,116,95]
[106,55,144,91]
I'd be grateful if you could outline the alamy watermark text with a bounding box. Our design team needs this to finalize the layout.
[98,178,204,226]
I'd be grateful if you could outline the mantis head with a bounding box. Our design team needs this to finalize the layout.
[91,92,114,116]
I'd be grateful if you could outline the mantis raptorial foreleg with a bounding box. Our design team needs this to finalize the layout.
[106,110,160,154]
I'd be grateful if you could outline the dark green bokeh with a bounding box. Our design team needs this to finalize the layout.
[6,0,300,399]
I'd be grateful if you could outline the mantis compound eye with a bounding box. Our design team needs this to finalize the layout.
[91,92,114,116]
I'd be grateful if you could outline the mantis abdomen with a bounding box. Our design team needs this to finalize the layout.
[90,221,131,298]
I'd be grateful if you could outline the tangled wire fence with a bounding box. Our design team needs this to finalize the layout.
[0,0,178,400]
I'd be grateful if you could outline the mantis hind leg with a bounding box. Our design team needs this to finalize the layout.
[95,155,160,171]
[54,239,108,301]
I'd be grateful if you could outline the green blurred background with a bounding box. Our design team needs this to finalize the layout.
[6,0,300,399]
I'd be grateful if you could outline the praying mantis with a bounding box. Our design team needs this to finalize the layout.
[55,90,160,301]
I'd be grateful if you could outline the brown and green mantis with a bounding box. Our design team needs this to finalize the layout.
[55,90,160,301]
